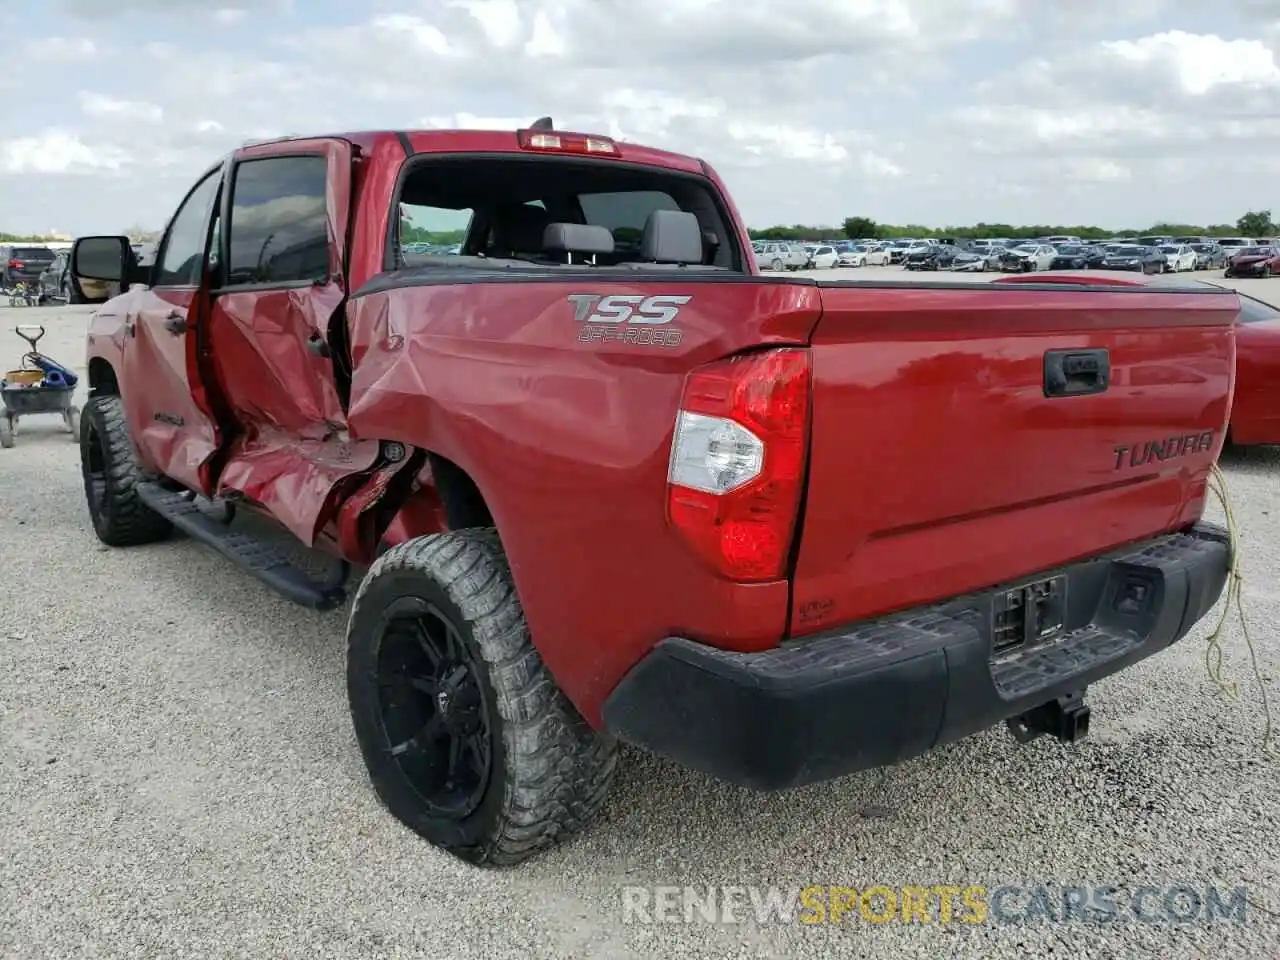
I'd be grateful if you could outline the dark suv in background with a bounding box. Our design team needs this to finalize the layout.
[1,245,56,288]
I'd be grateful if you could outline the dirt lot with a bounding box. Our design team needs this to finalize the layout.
[2,269,1278,959]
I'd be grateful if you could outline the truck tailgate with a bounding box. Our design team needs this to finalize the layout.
[789,281,1239,636]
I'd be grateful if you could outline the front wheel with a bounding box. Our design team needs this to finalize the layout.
[346,530,618,867]
[0,414,13,449]
[80,395,173,546]
[770,259,782,271]
[1265,266,1273,278]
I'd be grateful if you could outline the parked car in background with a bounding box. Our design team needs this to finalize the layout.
[1215,237,1255,251]
[899,241,934,265]
[1078,245,1109,268]
[978,244,1008,270]
[863,244,893,266]
[1224,245,1280,278]
[835,245,868,267]
[1,244,56,289]
[948,248,988,272]
[998,243,1056,272]
[1157,244,1198,272]
[1189,243,1226,270]
[904,244,958,271]
[754,241,807,271]
[36,250,73,303]
[1048,244,1089,269]
[806,243,840,269]
[1100,244,1165,274]
[884,241,913,264]
[1225,286,1280,446]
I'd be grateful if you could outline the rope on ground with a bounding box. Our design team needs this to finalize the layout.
[1203,461,1278,761]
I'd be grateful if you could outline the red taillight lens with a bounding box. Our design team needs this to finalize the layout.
[666,348,811,582]
[9,260,22,268]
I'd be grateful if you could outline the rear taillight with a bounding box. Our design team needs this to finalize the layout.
[666,348,811,582]
[8,260,22,268]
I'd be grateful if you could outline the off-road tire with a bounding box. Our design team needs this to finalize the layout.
[346,529,618,867]
[80,395,173,546]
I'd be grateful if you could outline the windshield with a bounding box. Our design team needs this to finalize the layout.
[1158,246,1179,253]
[1239,247,1269,256]
[1011,244,1036,252]
[1057,245,1083,254]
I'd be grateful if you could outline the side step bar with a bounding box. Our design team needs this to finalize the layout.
[135,481,349,611]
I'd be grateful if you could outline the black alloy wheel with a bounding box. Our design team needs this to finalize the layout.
[372,598,493,820]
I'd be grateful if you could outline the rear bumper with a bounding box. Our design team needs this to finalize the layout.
[602,522,1230,791]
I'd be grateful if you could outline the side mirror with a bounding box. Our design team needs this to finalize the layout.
[70,236,145,303]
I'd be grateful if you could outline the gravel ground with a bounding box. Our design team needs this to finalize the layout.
[2,270,1279,959]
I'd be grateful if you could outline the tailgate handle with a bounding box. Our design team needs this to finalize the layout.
[1044,348,1109,397]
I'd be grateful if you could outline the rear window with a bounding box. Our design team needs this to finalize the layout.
[393,157,739,270]
[12,247,53,259]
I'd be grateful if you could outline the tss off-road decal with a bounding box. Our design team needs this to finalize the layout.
[567,293,690,347]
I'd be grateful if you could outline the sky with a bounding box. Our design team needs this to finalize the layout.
[5,0,1280,236]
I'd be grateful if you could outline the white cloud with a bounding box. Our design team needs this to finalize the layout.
[0,132,131,175]
[4,1,1280,234]
[1102,31,1280,93]
[78,92,163,123]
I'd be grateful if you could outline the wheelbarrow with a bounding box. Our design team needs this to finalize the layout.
[0,325,80,448]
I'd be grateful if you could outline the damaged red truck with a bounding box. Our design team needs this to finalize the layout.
[71,121,1236,866]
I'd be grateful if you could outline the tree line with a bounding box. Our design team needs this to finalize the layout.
[752,211,1279,243]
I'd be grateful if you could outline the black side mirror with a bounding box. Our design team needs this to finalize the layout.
[70,236,145,303]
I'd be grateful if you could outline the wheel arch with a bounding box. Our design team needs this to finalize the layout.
[88,357,120,395]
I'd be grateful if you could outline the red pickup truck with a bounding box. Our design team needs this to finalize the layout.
[70,120,1236,867]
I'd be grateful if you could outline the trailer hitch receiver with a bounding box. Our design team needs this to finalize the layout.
[1006,690,1091,744]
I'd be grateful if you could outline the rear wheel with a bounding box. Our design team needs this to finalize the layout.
[771,258,783,272]
[0,415,13,449]
[80,395,173,546]
[346,530,618,867]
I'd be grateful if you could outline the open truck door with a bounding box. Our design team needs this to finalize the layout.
[200,137,379,545]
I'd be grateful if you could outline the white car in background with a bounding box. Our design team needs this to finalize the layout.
[835,244,868,267]
[1158,244,1197,272]
[753,241,808,271]
[807,244,840,268]
[863,244,893,266]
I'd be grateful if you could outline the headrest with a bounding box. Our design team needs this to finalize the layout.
[543,223,615,256]
[640,209,703,264]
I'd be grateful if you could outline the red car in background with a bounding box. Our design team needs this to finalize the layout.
[1227,289,1280,446]
[993,272,1280,446]
[1225,245,1280,278]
